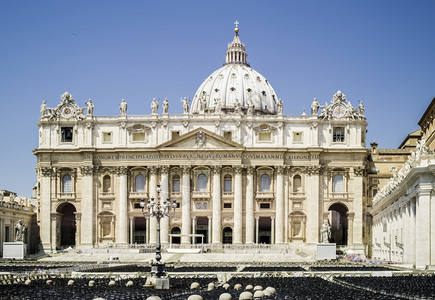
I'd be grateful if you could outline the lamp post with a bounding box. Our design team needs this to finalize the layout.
[140,184,177,285]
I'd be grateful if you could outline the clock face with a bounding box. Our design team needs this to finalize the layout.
[61,105,74,118]
[333,104,346,118]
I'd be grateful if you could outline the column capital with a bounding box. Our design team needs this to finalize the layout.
[234,165,244,174]
[211,166,222,174]
[148,166,159,175]
[182,165,192,174]
[246,166,255,175]
[80,166,94,176]
[40,167,53,177]
[276,166,285,175]
[353,166,365,176]
[306,165,322,175]
[160,165,170,174]
[115,166,129,176]
[347,212,355,221]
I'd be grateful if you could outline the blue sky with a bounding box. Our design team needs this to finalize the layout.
[1,1,434,197]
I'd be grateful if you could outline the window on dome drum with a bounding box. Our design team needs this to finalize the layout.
[171,131,180,140]
[103,175,111,193]
[198,173,207,191]
[61,127,73,143]
[62,174,72,193]
[135,174,145,192]
[333,127,345,142]
[333,175,344,193]
[260,203,270,209]
[223,203,232,209]
[132,132,145,142]
[172,175,180,193]
[223,131,232,141]
[293,132,302,143]
[224,175,232,192]
[293,175,302,193]
[103,132,112,143]
[260,174,271,192]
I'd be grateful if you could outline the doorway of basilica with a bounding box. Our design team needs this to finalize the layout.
[57,203,76,248]
[329,203,348,245]
[195,217,208,244]
[134,217,146,244]
[258,217,272,244]
[222,227,232,244]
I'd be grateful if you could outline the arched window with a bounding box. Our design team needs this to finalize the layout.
[62,174,72,193]
[293,175,302,193]
[260,174,271,192]
[224,175,232,193]
[198,174,207,191]
[103,175,111,193]
[172,175,180,193]
[333,174,343,193]
[135,174,145,192]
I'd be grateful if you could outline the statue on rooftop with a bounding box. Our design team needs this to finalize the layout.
[119,99,127,115]
[311,98,320,115]
[162,98,169,114]
[85,99,94,116]
[151,98,159,114]
[181,97,189,114]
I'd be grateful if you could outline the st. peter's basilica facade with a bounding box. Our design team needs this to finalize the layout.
[34,26,369,254]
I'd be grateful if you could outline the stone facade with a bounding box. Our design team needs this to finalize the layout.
[34,26,369,254]
[0,190,36,255]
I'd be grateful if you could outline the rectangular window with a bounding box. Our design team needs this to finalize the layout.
[333,127,345,142]
[176,202,181,208]
[223,203,232,209]
[260,203,270,209]
[223,131,232,141]
[372,188,377,197]
[61,127,73,143]
[132,132,145,142]
[171,131,180,140]
[134,203,142,209]
[293,132,302,143]
[258,132,271,142]
[172,179,180,193]
[103,132,112,143]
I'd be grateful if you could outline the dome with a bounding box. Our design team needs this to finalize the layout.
[191,24,280,115]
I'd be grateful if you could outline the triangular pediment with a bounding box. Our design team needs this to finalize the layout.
[157,127,245,151]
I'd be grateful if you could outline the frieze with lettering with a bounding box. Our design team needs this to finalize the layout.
[85,153,318,161]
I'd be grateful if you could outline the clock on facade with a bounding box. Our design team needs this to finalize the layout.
[333,104,346,118]
[61,105,74,118]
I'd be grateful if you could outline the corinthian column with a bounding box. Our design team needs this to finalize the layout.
[160,166,170,244]
[40,167,53,252]
[148,166,158,244]
[181,165,192,244]
[116,166,128,246]
[81,165,95,248]
[212,166,222,244]
[275,166,284,244]
[233,165,243,244]
[245,166,255,244]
